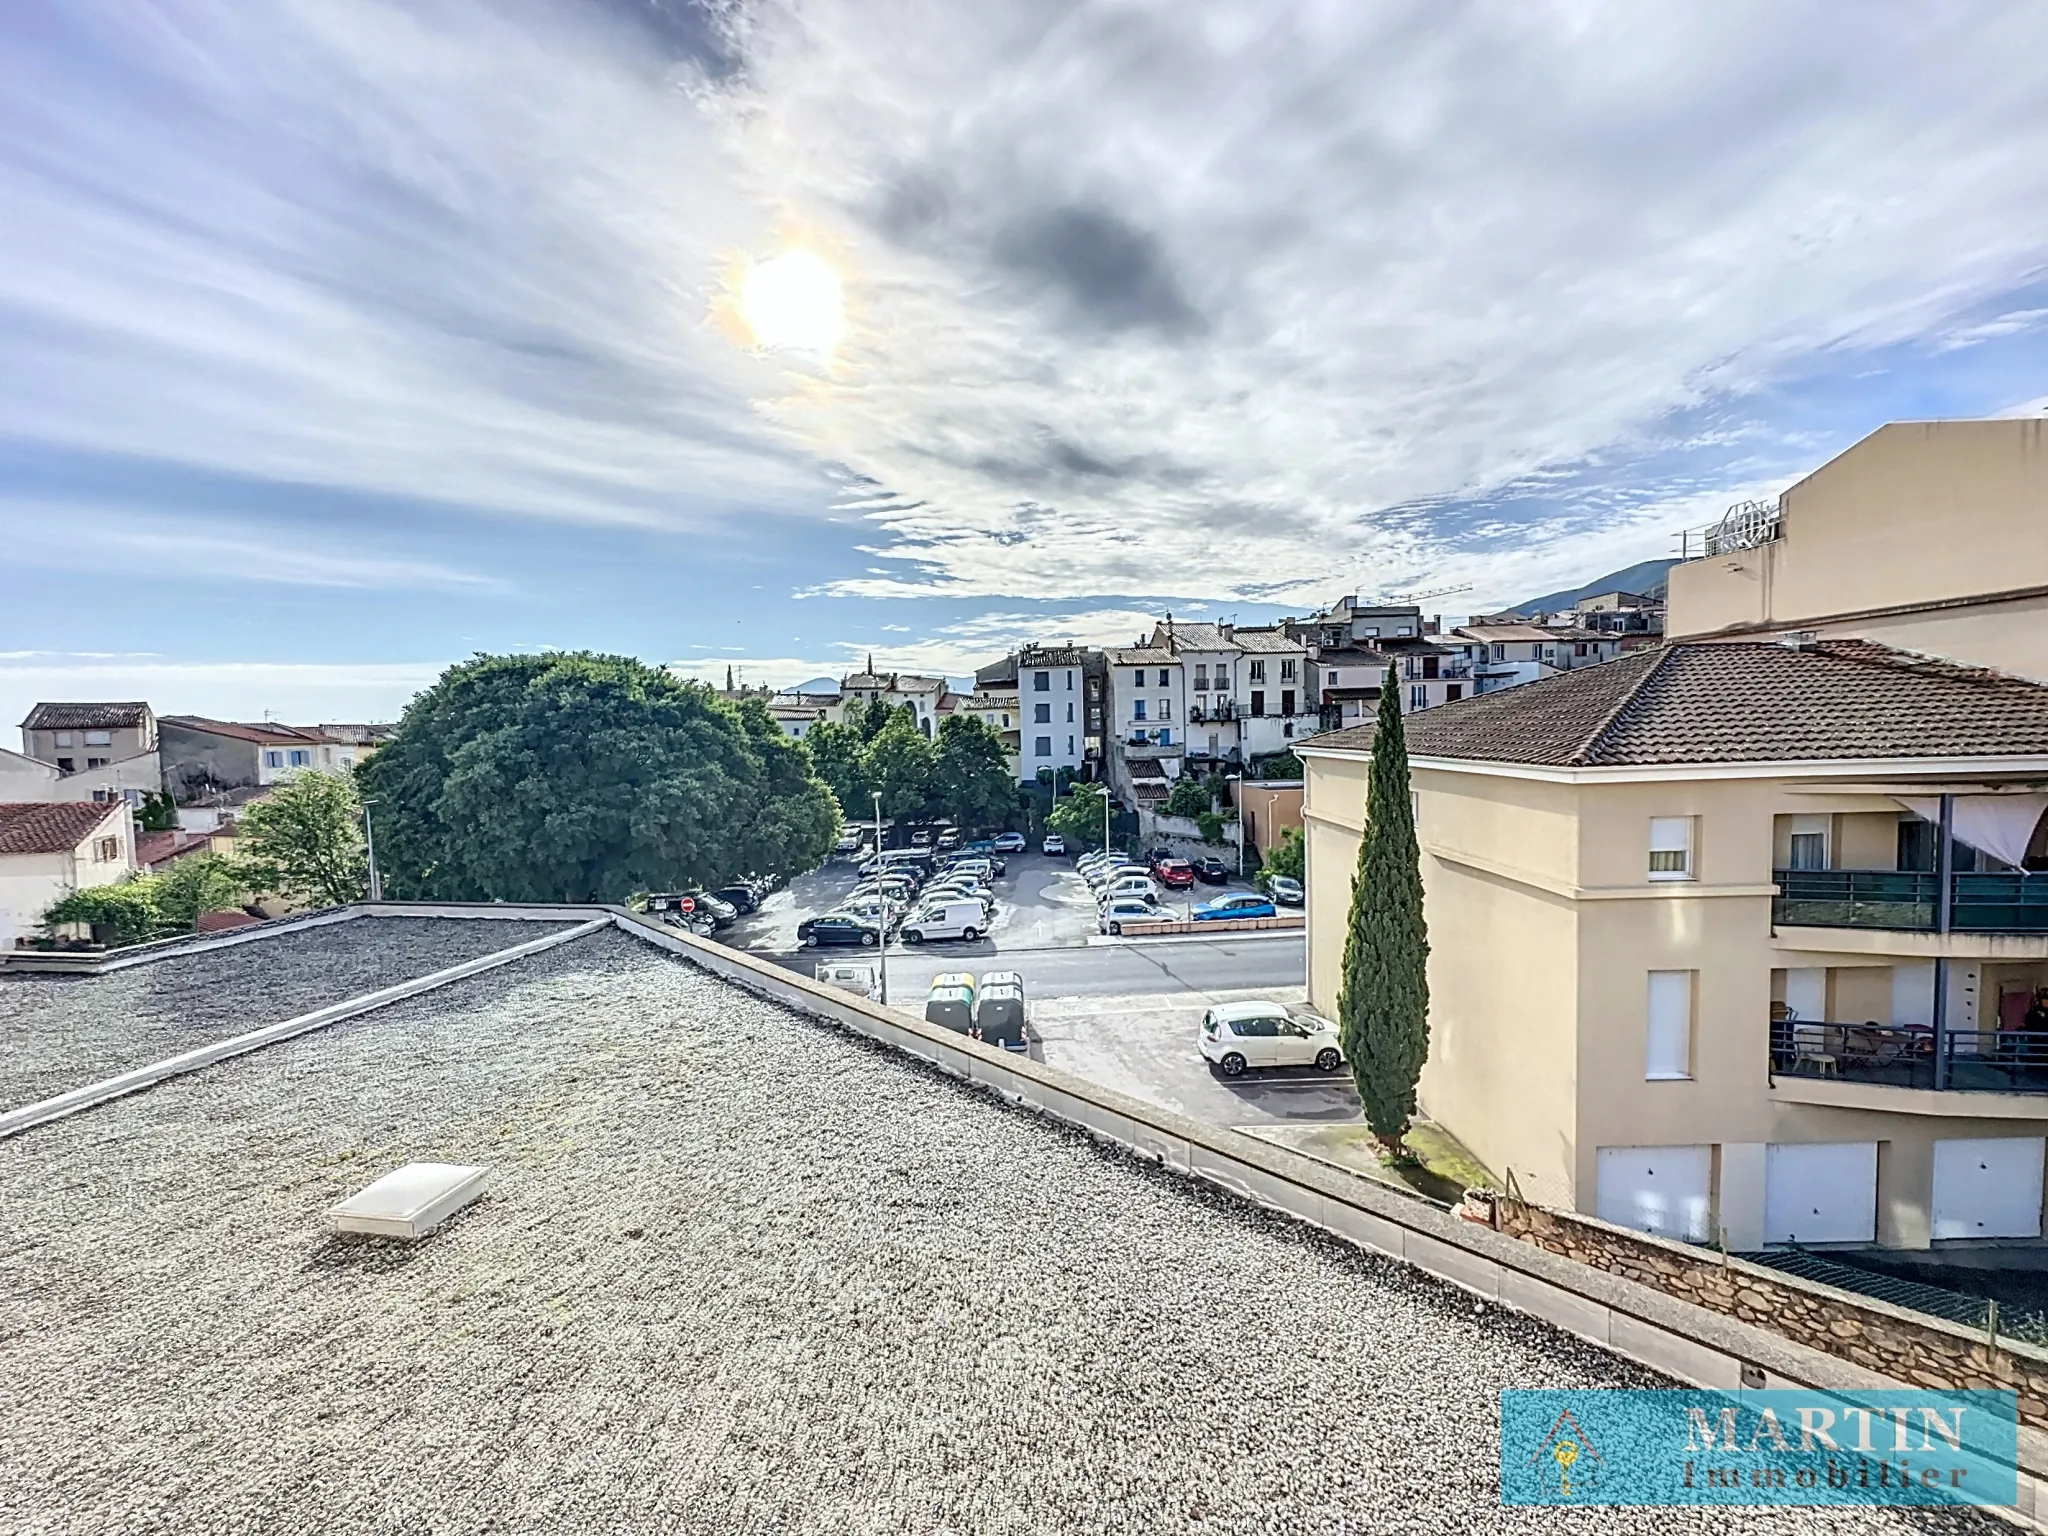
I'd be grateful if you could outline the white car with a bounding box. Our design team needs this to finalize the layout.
[1199,1001,1346,1077]
[1076,849,1128,874]
[1042,833,1067,857]
[900,899,989,944]
[1096,876,1161,907]
[1098,897,1172,934]
[1086,863,1151,891]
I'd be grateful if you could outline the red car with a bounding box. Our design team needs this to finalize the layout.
[1151,857,1196,888]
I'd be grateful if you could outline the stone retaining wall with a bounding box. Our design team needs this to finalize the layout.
[1117,913,1304,937]
[1472,1190,2048,1427]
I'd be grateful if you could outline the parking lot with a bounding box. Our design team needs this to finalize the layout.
[710,847,1348,1135]
[722,847,1285,969]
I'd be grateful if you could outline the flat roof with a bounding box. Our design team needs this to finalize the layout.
[0,919,1985,1531]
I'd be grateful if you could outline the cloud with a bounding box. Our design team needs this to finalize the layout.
[2,500,506,592]
[712,0,2048,600]
[0,658,449,730]
[6,0,2048,629]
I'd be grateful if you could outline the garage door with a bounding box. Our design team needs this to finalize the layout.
[1764,1142,1877,1245]
[1933,1138,2045,1241]
[1596,1146,1711,1242]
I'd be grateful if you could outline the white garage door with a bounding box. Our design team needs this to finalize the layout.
[1933,1138,2045,1241]
[1596,1146,1711,1242]
[1765,1142,1877,1245]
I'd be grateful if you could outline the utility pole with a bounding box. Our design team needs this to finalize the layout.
[1102,781,1111,852]
[872,790,889,1007]
[362,799,383,902]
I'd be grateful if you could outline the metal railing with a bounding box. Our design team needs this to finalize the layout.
[1772,869,1936,930]
[1771,1020,2048,1094]
[1773,869,2048,933]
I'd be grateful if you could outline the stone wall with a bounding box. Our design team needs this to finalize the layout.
[1469,1190,2048,1428]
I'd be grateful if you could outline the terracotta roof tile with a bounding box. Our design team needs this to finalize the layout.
[21,702,151,731]
[1308,641,2048,767]
[0,802,122,856]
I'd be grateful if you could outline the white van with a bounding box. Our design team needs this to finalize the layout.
[900,900,988,944]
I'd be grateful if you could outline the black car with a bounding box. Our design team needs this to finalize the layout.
[797,914,881,948]
[1192,857,1231,885]
[710,884,761,914]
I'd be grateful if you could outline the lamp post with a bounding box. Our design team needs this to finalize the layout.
[361,798,383,902]
[1102,780,1111,853]
[872,790,889,1006]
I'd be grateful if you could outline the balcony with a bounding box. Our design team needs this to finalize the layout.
[1122,737,1185,759]
[1773,869,2048,935]
[1771,1020,2048,1095]
[1189,701,1239,722]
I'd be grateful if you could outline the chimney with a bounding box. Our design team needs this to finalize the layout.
[1166,612,1175,650]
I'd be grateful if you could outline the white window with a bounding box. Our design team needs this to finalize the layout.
[94,836,121,862]
[1033,672,1049,692]
[1034,737,1052,757]
[1280,659,1296,681]
[1787,814,1829,871]
[1133,668,1147,687]
[1034,703,1051,724]
[1066,702,1074,722]
[1249,660,1266,683]
[1645,971,1693,1080]
[1065,671,1073,690]
[1648,817,1694,880]
[1067,735,1075,754]
[1194,665,1208,690]
[1409,685,1426,710]
[288,749,311,767]
[264,750,284,769]
[84,730,112,746]
[1158,698,1171,720]
[54,732,74,747]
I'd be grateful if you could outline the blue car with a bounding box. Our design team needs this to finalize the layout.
[1193,893,1277,921]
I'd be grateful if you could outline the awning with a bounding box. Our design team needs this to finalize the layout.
[1894,793,2048,870]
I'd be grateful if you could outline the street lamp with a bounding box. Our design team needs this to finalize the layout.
[872,790,889,1006]
[361,797,383,902]
[1102,780,1111,853]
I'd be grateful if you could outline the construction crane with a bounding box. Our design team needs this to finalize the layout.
[1381,581,1473,604]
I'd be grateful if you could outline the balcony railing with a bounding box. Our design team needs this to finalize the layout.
[1122,738,1185,758]
[1772,869,2048,934]
[1771,1020,2048,1095]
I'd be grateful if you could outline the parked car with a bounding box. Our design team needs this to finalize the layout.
[813,960,881,1001]
[1191,856,1231,885]
[963,838,997,855]
[923,878,993,905]
[1199,1001,1345,1077]
[1086,863,1151,891]
[680,891,738,928]
[900,899,988,944]
[797,914,881,948]
[992,831,1027,853]
[832,831,865,857]
[849,877,920,904]
[1151,857,1196,889]
[831,898,900,930]
[1042,833,1067,857]
[1193,893,1277,921]
[949,856,1003,881]
[710,884,762,914]
[1077,849,1129,875]
[1263,874,1305,907]
[1098,897,1173,935]
[935,827,962,851]
[910,828,934,847]
[1096,876,1162,907]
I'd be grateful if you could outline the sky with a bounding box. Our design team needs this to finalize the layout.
[3,0,2048,727]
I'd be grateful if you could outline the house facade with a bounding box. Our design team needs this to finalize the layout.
[1451,623,1622,697]
[1300,418,2048,1253]
[18,701,163,805]
[835,671,949,737]
[160,718,384,802]
[0,800,136,950]
[1010,645,1103,783]
[1105,646,1186,806]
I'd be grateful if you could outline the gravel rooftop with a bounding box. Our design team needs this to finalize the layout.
[0,925,2005,1535]
[0,915,583,1111]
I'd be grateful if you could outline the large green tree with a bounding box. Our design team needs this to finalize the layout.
[931,715,1014,831]
[864,708,937,822]
[1337,671,1431,1151]
[355,652,838,902]
[800,717,873,818]
[238,767,368,907]
[1046,782,1111,850]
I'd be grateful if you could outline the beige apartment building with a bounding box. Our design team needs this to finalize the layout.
[1301,419,2048,1253]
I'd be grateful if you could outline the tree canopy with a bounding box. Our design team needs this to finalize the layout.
[237,767,368,908]
[1046,782,1110,850]
[355,652,839,902]
[801,705,1015,835]
[41,852,254,947]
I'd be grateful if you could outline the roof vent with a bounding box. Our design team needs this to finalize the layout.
[1779,631,1821,652]
[328,1162,490,1239]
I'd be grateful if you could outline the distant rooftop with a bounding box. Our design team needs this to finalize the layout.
[20,701,151,731]
[0,800,120,856]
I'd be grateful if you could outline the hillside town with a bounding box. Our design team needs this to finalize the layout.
[8,8,2048,1527]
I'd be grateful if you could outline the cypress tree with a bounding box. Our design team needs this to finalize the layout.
[1338,668,1431,1152]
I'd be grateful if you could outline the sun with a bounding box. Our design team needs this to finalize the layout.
[738,248,845,355]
